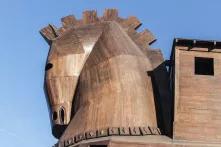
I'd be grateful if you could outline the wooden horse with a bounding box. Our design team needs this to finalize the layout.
[40,9,164,146]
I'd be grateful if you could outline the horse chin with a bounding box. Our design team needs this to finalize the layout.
[52,124,68,139]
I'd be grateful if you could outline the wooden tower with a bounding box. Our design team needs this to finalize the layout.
[170,38,221,143]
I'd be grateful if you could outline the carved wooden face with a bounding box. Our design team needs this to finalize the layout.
[40,9,156,138]
[44,34,83,137]
[43,23,104,138]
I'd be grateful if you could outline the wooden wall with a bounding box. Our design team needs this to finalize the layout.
[173,46,221,142]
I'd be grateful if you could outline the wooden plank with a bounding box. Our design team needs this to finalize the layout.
[103,9,118,20]
[136,29,156,45]
[121,16,142,30]
[40,24,58,44]
[61,15,77,28]
[83,10,98,24]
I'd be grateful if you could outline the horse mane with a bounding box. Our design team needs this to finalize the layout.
[40,9,156,52]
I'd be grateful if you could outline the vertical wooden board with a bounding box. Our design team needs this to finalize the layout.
[83,10,98,24]
[61,15,77,28]
[40,25,57,44]
[103,9,118,20]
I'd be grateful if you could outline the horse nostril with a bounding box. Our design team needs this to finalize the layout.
[52,111,58,121]
[45,63,53,71]
[60,107,65,124]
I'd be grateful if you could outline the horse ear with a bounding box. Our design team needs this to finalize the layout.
[40,24,58,45]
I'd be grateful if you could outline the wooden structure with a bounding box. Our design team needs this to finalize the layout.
[40,9,221,147]
[170,39,221,142]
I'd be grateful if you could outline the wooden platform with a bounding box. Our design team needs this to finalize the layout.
[55,135,221,147]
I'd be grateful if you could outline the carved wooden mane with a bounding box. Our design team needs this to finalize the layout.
[40,9,163,142]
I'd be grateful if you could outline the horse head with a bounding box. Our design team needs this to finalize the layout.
[40,9,161,139]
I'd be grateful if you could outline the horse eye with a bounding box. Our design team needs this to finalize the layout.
[45,63,53,71]
[52,111,58,121]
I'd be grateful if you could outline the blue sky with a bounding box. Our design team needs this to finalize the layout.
[1,0,221,146]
